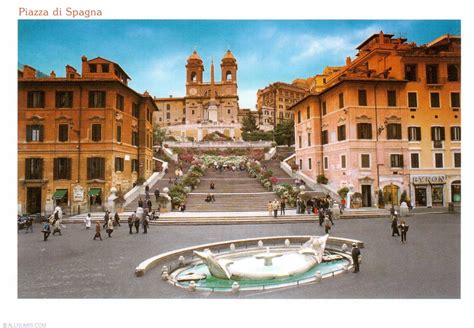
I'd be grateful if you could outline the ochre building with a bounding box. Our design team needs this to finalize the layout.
[18,56,157,215]
[290,32,460,208]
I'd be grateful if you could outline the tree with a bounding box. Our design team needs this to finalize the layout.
[153,125,171,147]
[274,120,295,146]
[241,111,259,133]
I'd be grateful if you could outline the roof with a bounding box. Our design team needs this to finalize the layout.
[87,56,131,80]
[426,34,461,48]
[188,50,202,61]
[222,50,236,60]
[356,33,394,50]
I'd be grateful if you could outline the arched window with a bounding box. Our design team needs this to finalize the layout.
[191,72,197,82]
[226,71,232,81]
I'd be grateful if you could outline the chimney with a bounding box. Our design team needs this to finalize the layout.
[379,31,384,44]
[346,56,352,66]
[50,71,56,78]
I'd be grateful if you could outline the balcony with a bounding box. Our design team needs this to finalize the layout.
[433,140,443,149]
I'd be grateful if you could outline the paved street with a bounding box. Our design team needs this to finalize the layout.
[18,212,460,298]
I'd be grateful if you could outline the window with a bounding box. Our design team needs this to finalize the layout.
[89,91,106,108]
[454,153,461,168]
[341,155,346,169]
[321,130,328,145]
[324,157,328,170]
[166,104,171,110]
[191,72,197,82]
[408,92,418,109]
[116,94,124,111]
[361,154,370,168]
[298,135,302,148]
[27,91,45,108]
[91,124,101,142]
[58,124,69,142]
[131,159,139,172]
[404,64,417,81]
[101,64,109,73]
[430,92,440,108]
[25,158,43,179]
[132,102,139,118]
[447,64,459,82]
[390,154,404,168]
[26,124,44,142]
[337,125,346,141]
[408,127,421,141]
[338,93,344,109]
[387,90,397,107]
[411,153,420,169]
[115,157,124,172]
[450,126,461,141]
[322,101,327,116]
[87,157,105,180]
[431,127,445,148]
[53,158,71,180]
[451,92,460,108]
[297,111,301,123]
[306,106,310,119]
[308,158,312,170]
[358,90,367,106]
[299,159,303,170]
[386,123,402,140]
[226,71,232,81]
[117,126,122,143]
[357,123,372,139]
[166,112,170,120]
[55,91,73,108]
[435,153,443,168]
[132,131,139,146]
[426,64,439,84]
[89,64,97,72]
[307,133,311,147]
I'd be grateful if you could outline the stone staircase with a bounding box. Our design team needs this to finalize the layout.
[185,169,281,212]
[123,159,190,212]
[274,146,295,161]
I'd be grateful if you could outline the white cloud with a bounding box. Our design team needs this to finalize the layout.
[238,88,259,109]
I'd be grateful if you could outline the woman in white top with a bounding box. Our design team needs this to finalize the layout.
[84,214,91,229]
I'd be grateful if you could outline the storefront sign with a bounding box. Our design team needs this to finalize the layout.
[73,185,84,202]
[412,175,446,184]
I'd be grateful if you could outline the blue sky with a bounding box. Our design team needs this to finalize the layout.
[18,20,460,108]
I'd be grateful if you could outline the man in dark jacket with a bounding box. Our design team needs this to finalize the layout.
[351,243,361,273]
[154,189,160,202]
[391,216,400,236]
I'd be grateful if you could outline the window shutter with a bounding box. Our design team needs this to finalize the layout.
[26,125,32,142]
[368,124,372,139]
[38,159,43,179]
[440,127,445,141]
[66,158,72,180]
[100,158,105,180]
[39,125,44,141]
[416,127,421,141]
[25,159,31,179]
[53,158,58,180]
[431,127,435,141]
[87,158,92,180]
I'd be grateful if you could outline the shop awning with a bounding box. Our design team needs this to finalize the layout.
[52,189,68,199]
[88,188,101,196]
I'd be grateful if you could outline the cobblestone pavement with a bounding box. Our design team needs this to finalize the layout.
[17,212,460,298]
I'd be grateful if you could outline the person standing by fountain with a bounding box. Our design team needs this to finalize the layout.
[351,243,360,273]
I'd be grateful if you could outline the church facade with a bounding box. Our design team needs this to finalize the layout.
[154,50,243,141]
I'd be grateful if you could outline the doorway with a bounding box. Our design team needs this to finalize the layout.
[26,187,42,214]
[361,185,372,207]
[383,184,400,206]
[415,187,427,206]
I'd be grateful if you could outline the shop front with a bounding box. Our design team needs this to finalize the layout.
[411,175,446,207]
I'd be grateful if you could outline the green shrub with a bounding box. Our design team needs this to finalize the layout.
[317,175,328,184]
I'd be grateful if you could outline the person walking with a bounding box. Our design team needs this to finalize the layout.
[52,210,62,236]
[103,210,110,229]
[306,198,313,214]
[93,221,102,241]
[128,213,135,234]
[324,215,332,234]
[280,198,286,216]
[142,213,149,234]
[84,213,91,230]
[398,220,409,243]
[134,212,141,234]
[41,220,51,241]
[271,199,279,218]
[267,201,272,216]
[154,189,160,202]
[114,212,121,227]
[106,217,114,238]
[318,208,325,226]
[147,199,152,211]
[351,243,361,273]
[391,216,400,237]
[25,216,34,233]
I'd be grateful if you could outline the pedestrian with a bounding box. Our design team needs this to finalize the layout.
[84,213,91,230]
[143,214,149,234]
[280,198,286,216]
[138,198,144,208]
[391,216,400,236]
[134,212,141,233]
[398,220,409,243]
[128,213,135,234]
[25,216,34,233]
[268,201,272,216]
[147,199,152,211]
[106,217,114,237]
[327,207,334,225]
[351,243,361,273]
[52,210,62,236]
[324,215,332,234]
[318,208,325,226]
[296,198,301,214]
[113,212,121,226]
[272,199,279,218]
[154,189,160,202]
[41,220,51,241]
[210,182,215,190]
[93,221,102,241]
[103,210,110,229]
[306,198,313,214]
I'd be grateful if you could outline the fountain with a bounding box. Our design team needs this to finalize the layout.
[255,247,282,266]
